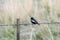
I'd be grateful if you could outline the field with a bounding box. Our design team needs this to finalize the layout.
[0,0,60,40]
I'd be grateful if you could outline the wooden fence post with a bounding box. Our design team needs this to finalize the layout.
[16,18,20,40]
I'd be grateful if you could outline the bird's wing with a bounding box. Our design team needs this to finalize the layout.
[32,19,39,24]
[31,20,36,22]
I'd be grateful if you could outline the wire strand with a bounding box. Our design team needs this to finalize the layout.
[0,22,60,26]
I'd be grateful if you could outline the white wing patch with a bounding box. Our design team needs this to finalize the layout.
[31,20,35,22]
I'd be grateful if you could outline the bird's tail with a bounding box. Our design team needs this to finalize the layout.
[38,23,40,25]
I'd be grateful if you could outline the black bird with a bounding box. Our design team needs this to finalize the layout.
[31,17,40,25]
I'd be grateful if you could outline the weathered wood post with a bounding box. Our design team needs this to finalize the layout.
[16,18,20,40]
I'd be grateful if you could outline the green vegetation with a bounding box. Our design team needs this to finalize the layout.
[0,0,60,40]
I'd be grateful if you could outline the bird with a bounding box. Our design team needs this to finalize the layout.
[31,17,40,25]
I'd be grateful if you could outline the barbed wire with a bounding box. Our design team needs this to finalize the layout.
[0,22,60,26]
[0,24,16,26]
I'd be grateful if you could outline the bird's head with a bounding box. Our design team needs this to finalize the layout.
[31,17,34,19]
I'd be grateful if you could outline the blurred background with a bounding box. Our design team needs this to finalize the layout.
[0,0,60,40]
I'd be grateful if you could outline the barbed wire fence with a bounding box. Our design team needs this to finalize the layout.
[0,18,60,40]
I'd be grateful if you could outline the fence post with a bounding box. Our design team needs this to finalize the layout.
[16,18,20,40]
